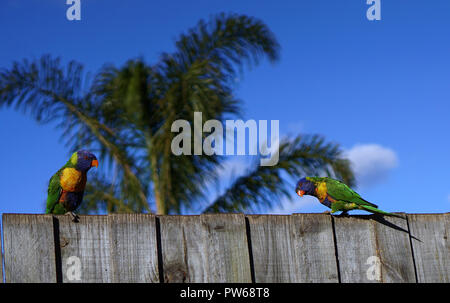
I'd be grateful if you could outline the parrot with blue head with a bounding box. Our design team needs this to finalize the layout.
[45,150,98,222]
[295,177,404,218]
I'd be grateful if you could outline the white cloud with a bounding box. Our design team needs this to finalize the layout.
[344,144,398,189]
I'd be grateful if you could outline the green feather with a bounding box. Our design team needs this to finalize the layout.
[358,205,405,219]
[45,153,78,215]
[45,170,63,214]
[309,177,378,208]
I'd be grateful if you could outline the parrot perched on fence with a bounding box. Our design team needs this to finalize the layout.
[295,177,404,218]
[45,150,98,221]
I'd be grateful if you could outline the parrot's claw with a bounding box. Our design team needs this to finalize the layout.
[337,211,350,217]
[323,210,331,214]
[66,212,80,223]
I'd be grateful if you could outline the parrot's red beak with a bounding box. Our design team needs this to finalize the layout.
[91,159,99,168]
[297,190,305,197]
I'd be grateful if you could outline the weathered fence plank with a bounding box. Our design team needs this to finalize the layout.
[2,214,56,283]
[292,213,339,282]
[408,213,449,282]
[371,215,416,283]
[159,213,252,282]
[1,213,448,283]
[247,215,297,282]
[108,214,159,283]
[57,215,112,283]
[334,214,416,283]
[247,214,338,282]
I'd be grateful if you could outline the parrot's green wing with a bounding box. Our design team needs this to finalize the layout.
[45,170,63,214]
[323,177,378,208]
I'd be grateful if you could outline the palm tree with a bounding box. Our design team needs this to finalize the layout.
[0,13,354,215]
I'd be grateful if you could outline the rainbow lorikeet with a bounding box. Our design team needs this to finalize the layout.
[45,150,98,221]
[295,177,404,218]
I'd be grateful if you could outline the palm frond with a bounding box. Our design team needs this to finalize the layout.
[78,172,138,214]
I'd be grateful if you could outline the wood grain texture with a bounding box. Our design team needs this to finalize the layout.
[292,213,339,282]
[159,214,252,283]
[57,215,112,283]
[334,216,375,283]
[247,215,296,282]
[334,214,416,283]
[108,214,159,282]
[408,213,449,282]
[247,214,338,282]
[2,214,56,283]
[1,213,448,283]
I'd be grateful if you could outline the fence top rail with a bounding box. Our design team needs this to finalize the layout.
[2,212,449,217]
[1,212,448,283]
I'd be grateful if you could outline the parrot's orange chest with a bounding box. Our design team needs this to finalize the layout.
[60,168,87,192]
[315,182,328,202]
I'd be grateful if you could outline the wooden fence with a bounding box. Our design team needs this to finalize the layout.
[1,213,448,283]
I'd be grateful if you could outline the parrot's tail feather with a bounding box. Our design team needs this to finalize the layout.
[359,205,406,219]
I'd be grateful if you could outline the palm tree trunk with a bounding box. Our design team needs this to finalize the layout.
[150,147,166,215]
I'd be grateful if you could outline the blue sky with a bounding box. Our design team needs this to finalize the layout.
[0,0,449,215]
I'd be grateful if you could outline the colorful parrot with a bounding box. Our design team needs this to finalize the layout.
[45,150,98,221]
[295,177,404,218]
